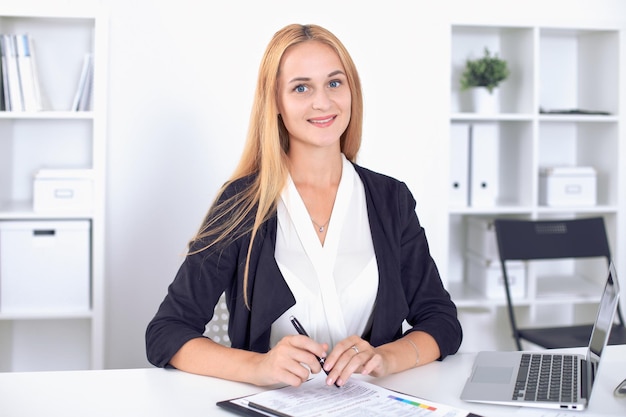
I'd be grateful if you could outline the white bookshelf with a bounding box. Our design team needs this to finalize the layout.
[448,23,623,351]
[0,4,107,371]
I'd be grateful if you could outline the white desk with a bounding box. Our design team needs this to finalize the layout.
[1,346,624,417]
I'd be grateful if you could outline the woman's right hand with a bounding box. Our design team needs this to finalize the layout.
[251,335,329,387]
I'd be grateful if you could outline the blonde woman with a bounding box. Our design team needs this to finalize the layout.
[146,23,462,388]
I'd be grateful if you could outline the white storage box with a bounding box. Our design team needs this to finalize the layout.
[33,169,94,212]
[539,166,596,207]
[466,217,498,260]
[0,220,91,313]
[466,252,526,299]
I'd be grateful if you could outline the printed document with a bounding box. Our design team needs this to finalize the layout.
[224,373,474,416]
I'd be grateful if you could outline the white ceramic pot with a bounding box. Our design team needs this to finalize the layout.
[471,87,499,114]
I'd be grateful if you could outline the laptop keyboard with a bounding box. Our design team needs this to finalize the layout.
[513,353,578,403]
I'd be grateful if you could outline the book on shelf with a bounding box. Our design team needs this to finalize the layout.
[72,53,93,111]
[0,36,7,110]
[15,34,42,112]
[0,33,43,112]
[0,34,23,111]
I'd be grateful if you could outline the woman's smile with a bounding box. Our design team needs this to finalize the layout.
[308,115,337,127]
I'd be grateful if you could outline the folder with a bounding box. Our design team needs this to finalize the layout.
[469,123,499,207]
[449,123,470,207]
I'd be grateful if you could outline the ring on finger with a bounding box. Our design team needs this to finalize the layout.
[351,345,359,354]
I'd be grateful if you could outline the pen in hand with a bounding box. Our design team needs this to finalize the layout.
[289,315,340,388]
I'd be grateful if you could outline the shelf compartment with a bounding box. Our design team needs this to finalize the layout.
[538,121,618,206]
[539,28,619,116]
[0,15,95,112]
[0,318,91,372]
[451,25,534,114]
[0,118,93,205]
[449,120,533,210]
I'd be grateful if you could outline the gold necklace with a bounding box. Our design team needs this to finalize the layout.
[311,218,329,233]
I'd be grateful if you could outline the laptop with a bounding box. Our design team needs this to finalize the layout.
[460,262,621,411]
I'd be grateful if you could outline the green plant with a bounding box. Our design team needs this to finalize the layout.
[460,47,510,94]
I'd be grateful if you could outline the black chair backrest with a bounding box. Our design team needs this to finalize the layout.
[494,217,611,262]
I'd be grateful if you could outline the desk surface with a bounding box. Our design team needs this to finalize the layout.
[1,346,624,417]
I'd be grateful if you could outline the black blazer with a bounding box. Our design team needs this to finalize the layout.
[146,163,462,368]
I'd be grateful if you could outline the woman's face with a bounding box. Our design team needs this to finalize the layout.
[276,41,351,153]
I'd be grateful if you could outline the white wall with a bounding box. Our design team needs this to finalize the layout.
[104,0,626,368]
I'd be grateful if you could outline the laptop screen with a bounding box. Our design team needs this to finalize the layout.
[586,262,620,385]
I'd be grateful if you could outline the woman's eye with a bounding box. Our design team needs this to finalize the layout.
[294,85,308,93]
[329,80,341,88]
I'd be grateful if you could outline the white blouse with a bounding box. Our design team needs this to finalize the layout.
[270,155,379,349]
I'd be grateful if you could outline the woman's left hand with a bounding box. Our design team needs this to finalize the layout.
[321,335,389,387]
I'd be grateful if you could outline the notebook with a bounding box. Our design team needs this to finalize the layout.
[460,262,621,411]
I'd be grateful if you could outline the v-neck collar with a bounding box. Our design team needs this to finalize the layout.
[282,155,354,254]
[279,155,356,342]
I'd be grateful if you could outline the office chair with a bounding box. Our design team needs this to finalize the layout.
[204,293,231,346]
[493,217,626,350]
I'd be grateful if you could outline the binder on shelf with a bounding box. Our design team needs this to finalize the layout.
[0,36,7,110]
[15,34,42,112]
[0,34,23,111]
[469,123,499,207]
[450,123,470,207]
[71,53,93,111]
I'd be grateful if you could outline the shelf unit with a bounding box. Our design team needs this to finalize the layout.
[448,24,623,351]
[0,4,107,371]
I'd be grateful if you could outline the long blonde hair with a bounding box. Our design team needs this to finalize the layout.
[192,24,363,306]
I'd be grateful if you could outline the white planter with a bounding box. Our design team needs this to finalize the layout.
[470,87,499,114]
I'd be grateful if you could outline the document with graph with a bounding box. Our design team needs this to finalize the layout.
[218,372,482,417]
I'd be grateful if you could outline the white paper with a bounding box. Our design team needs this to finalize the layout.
[231,374,471,417]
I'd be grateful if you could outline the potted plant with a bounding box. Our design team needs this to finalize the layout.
[460,47,510,113]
